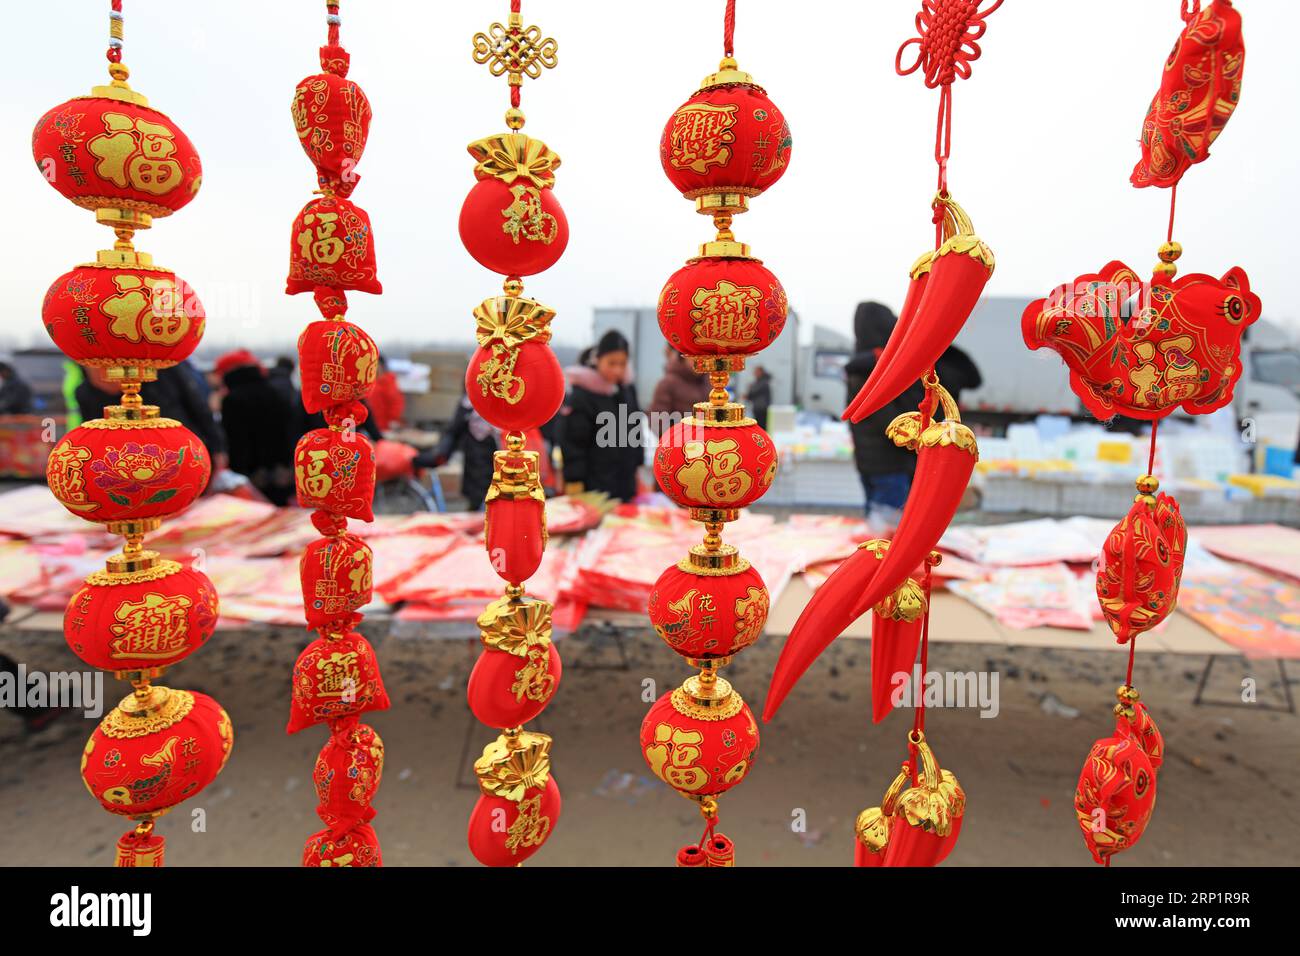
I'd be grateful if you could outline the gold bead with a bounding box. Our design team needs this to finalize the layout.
[1135,474,1159,494]
[505,108,526,130]
[1153,261,1178,279]
[108,62,130,82]
[502,277,524,297]
[1158,240,1182,262]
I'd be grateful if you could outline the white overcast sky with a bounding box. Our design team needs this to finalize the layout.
[3,0,1297,353]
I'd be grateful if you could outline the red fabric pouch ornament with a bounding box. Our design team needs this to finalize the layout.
[303,822,382,867]
[466,296,565,432]
[1132,0,1245,189]
[286,194,381,295]
[287,630,390,734]
[313,716,384,837]
[1074,731,1157,865]
[1097,486,1186,644]
[300,532,372,632]
[467,594,562,729]
[297,319,379,414]
[469,731,561,867]
[294,424,375,521]
[291,47,371,198]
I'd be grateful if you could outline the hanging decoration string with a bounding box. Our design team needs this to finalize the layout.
[1166,183,1178,244]
[724,0,737,56]
[327,0,340,47]
[107,0,123,63]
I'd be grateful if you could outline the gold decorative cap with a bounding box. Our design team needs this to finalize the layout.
[699,56,755,90]
[474,730,552,801]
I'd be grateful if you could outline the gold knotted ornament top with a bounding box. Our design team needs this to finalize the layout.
[474,729,552,801]
[467,133,561,189]
[474,295,556,348]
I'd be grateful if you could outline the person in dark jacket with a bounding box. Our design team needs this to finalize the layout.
[561,330,642,502]
[0,363,34,414]
[216,350,297,505]
[845,301,924,517]
[934,343,983,406]
[744,365,773,430]
[648,347,709,431]
[418,391,497,510]
[76,361,227,469]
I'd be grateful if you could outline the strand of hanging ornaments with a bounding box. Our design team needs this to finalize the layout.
[1022,0,1255,865]
[460,0,567,867]
[34,0,232,866]
[640,0,791,867]
[764,0,1002,867]
[286,0,390,868]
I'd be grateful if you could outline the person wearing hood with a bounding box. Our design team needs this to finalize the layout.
[648,346,710,431]
[216,349,297,505]
[418,388,497,510]
[844,301,924,520]
[560,330,642,502]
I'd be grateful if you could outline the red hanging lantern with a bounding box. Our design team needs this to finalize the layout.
[286,193,381,294]
[641,682,759,798]
[47,414,210,527]
[65,558,218,674]
[294,427,376,521]
[653,409,777,512]
[42,263,204,372]
[313,717,384,836]
[648,555,769,660]
[468,731,562,867]
[460,0,568,866]
[287,629,390,734]
[658,256,787,358]
[296,318,379,414]
[82,688,233,817]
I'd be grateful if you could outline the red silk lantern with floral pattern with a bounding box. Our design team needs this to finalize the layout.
[660,81,791,201]
[47,416,210,527]
[648,559,769,660]
[313,717,384,836]
[300,532,373,633]
[297,319,378,413]
[65,561,218,673]
[82,688,233,817]
[654,414,777,512]
[294,427,376,521]
[641,688,759,798]
[42,263,204,371]
[287,629,390,734]
[35,1,231,867]
[33,95,202,219]
[658,257,787,358]
[286,194,381,295]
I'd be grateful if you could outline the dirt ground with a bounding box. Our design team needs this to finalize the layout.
[2,617,1297,867]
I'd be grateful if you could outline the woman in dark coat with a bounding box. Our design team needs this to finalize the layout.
[561,330,642,502]
[216,350,297,506]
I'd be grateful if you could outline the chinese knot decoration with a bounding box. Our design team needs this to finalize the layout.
[461,0,566,867]
[287,1,389,869]
[640,0,790,866]
[34,0,231,867]
[1021,0,1253,866]
[766,0,1002,867]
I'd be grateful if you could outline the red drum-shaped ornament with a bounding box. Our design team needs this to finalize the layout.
[469,730,560,867]
[303,823,382,867]
[286,194,381,295]
[1022,261,1260,421]
[43,264,204,371]
[640,686,759,798]
[313,717,384,837]
[1075,733,1158,865]
[47,416,210,526]
[291,66,371,197]
[297,319,379,414]
[33,93,202,218]
[65,560,218,673]
[294,427,376,521]
[468,595,561,729]
[648,558,769,659]
[654,410,777,511]
[466,295,564,432]
[459,133,567,277]
[660,75,792,200]
[300,533,373,632]
[287,630,390,734]
[1132,0,1245,189]
[658,257,788,357]
[484,450,547,584]
[1097,489,1187,644]
[81,689,233,817]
